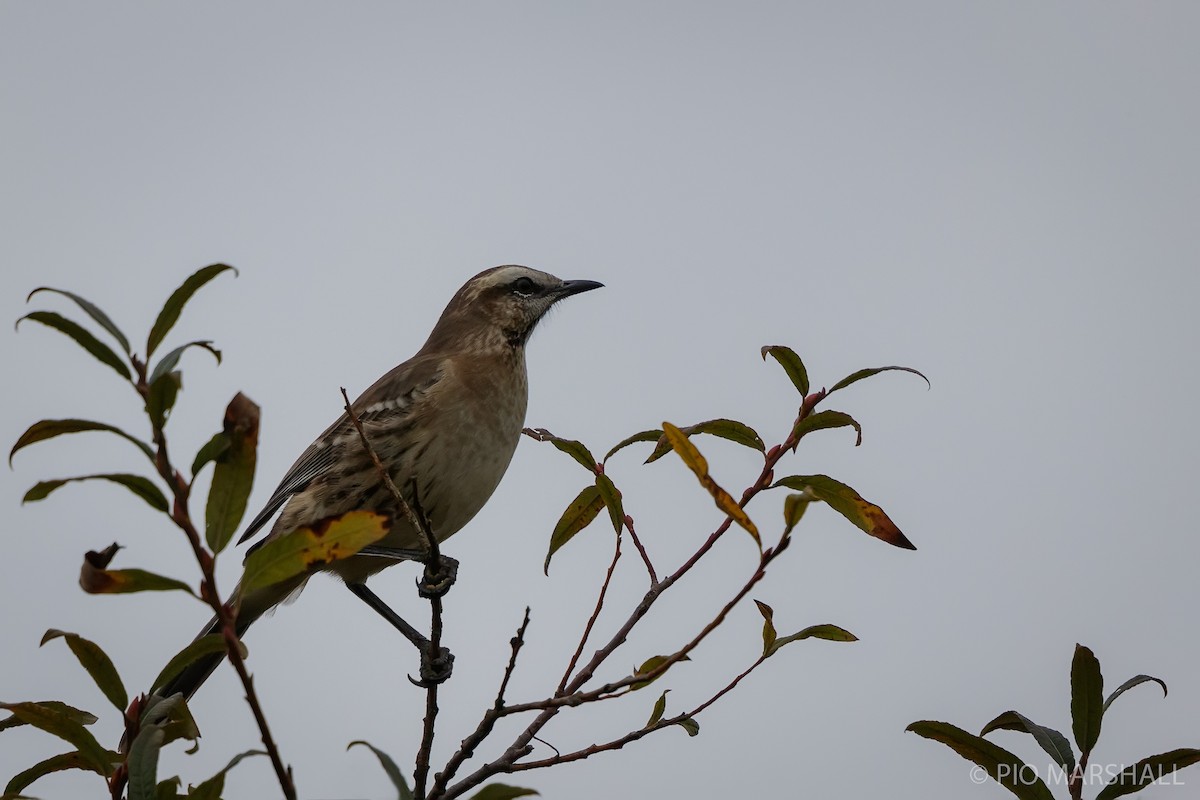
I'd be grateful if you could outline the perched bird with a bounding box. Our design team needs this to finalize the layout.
[161,265,602,699]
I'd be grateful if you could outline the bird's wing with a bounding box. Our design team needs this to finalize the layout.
[236,356,445,546]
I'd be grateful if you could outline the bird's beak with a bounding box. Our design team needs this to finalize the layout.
[555,279,604,298]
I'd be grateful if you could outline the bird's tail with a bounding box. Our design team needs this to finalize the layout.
[156,575,307,700]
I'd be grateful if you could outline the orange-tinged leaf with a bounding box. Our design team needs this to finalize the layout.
[79,545,194,597]
[242,510,392,592]
[771,474,915,549]
[662,422,760,547]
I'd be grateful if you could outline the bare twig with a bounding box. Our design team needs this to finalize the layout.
[558,532,622,694]
[623,515,657,585]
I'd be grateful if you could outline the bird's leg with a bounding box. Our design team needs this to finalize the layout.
[344,582,454,685]
[355,545,458,598]
[405,477,459,598]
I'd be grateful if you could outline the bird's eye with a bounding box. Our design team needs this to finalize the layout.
[511,276,537,296]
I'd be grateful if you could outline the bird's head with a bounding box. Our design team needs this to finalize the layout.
[425,265,603,353]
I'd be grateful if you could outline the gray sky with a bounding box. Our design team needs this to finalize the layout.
[2,3,1197,799]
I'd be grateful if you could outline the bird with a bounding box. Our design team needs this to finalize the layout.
[160,265,602,700]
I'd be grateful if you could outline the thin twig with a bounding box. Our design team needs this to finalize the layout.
[623,515,657,585]
[558,533,622,694]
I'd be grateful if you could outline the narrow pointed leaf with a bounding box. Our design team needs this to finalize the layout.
[544,484,604,574]
[646,418,766,463]
[27,287,131,354]
[906,720,1055,800]
[782,494,810,535]
[662,422,760,547]
[468,786,539,800]
[145,371,182,430]
[1102,674,1168,715]
[771,474,915,549]
[827,365,929,395]
[521,428,596,471]
[205,393,259,554]
[152,635,245,695]
[676,717,700,737]
[1070,644,1104,758]
[16,311,131,381]
[188,750,265,800]
[1095,748,1200,800]
[243,510,392,592]
[190,433,230,478]
[647,690,670,727]
[603,429,661,463]
[761,345,809,396]
[769,624,858,655]
[792,410,863,446]
[40,630,128,711]
[145,263,237,358]
[754,599,777,655]
[10,419,155,466]
[4,750,106,796]
[631,654,689,691]
[981,711,1076,773]
[23,473,168,512]
[595,473,624,533]
[127,725,165,800]
[147,341,221,386]
[155,777,181,800]
[347,740,413,800]
[0,701,97,733]
[0,703,114,776]
[79,547,194,596]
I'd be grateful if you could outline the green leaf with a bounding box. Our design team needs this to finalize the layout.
[347,740,412,800]
[10,419,154,466]
[156,776,181,800]
[782,494,810,535]
[754,600,777,656]
[644,418,765,464]
[630,654,689,691]
[1102,674,1168,715]
[145,263,237,359]
[1095,748,1200,800]
[139,694,199,747]
[205,393,259,554]
[190,433,230,478]
[40,630,128,711]
[23,473,168,512]
[79,543,195,596]
[0,703,115,776]
[147,341,221,386]
[152,635,245,696]
[242,510,392,592]
[127,725,165,800]
[467,784,539,800]
[4,750,106,796]
[27,287,131,355]
[1070,643,1104,759]
[16,311,131,381]
[662,422,760,547]
[770,474,915,550]
[792,410,863,446]
[146,371,182,430]
[544,484,605,575]
[906,720,1055,800]
[522,428,596,471]
[595,473,624,534]
[760,345,809,396]
[676,717,700,737]
[0,701,97,733]
[602,429,662,463]
[827,365,929,396]
[768,624,858,655]
[981,711,1076,774]
[647,690,670,727]
[187,750,265,800]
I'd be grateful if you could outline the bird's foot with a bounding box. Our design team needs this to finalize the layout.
[410,644,455,687]
[418,554,459,598]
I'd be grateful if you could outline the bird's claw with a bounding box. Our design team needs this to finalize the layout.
[418,555,459,598]
[409,644,455,687]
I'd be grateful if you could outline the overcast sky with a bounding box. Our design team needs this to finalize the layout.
[2,4,1197,799]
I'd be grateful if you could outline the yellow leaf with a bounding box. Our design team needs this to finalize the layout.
[662,422,760,547]
[242,510,392,591]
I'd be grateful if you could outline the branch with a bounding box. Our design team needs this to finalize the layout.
[558,532,622,694]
